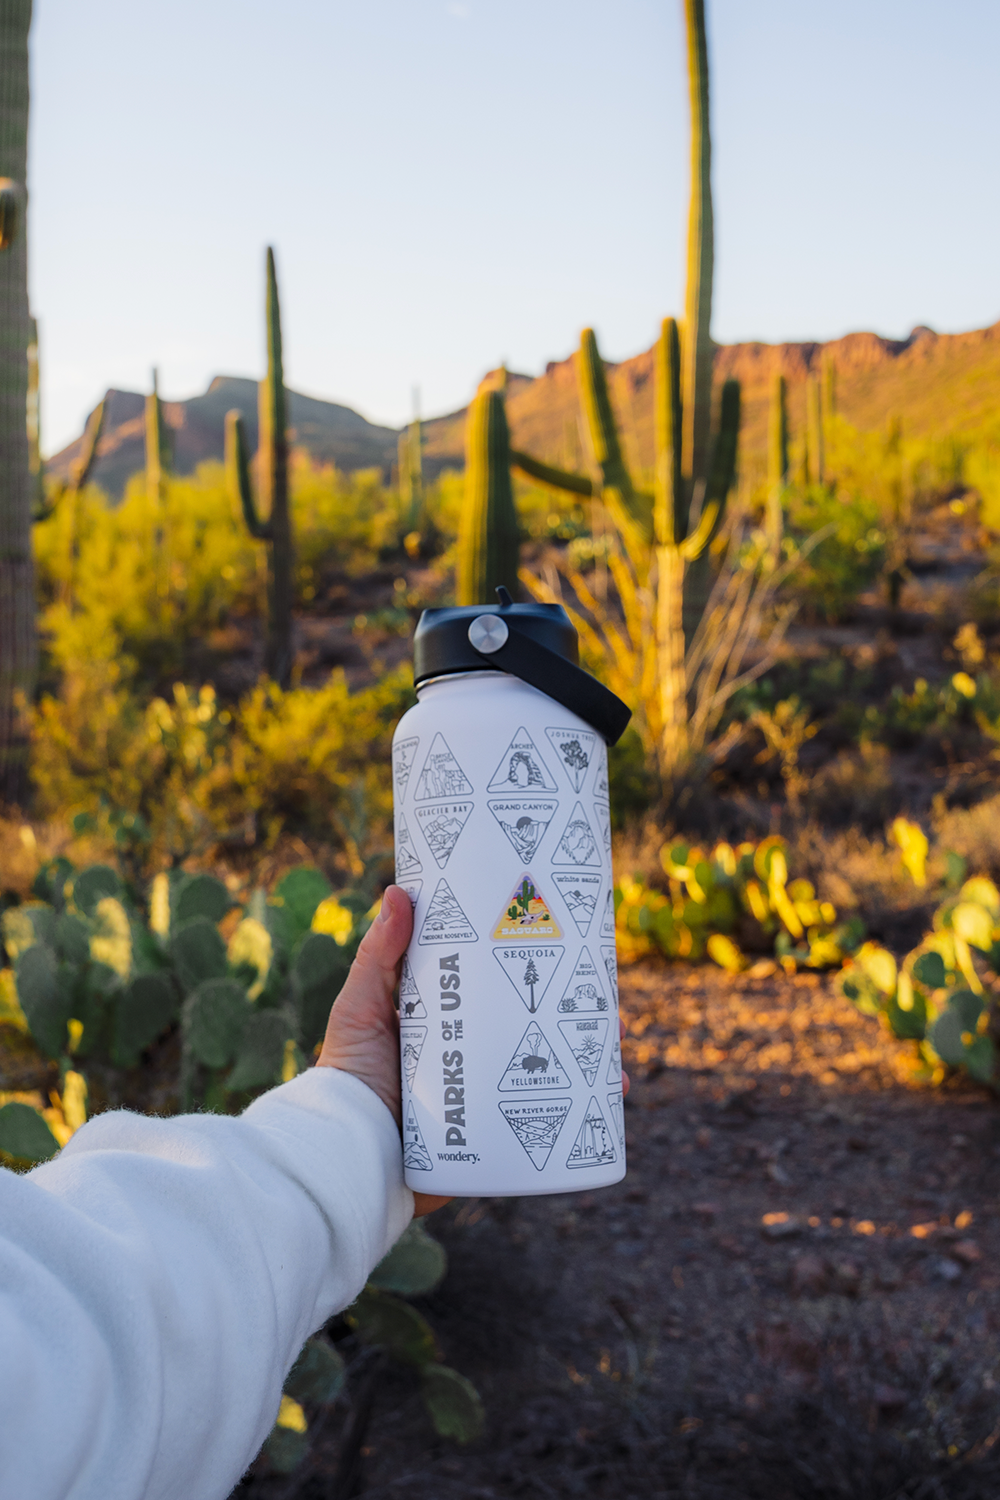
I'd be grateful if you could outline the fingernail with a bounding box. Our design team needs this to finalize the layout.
[377,888,394,922]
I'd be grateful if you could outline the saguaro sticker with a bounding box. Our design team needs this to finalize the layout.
[497,1021,570,1091]
[493,944,564,1013]
[492,874,563,940]
[545,727,597,793]
[488,727,558,793]
[415,801,473,869]
[414,733,474,801]
[418,879,479,944]
[499,1097,572,1171]
[487,798,557,863]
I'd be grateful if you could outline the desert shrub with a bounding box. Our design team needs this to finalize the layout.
[614,835,863,973]
[33,458,403,686]
[783,484,884,620]
[31,663,413,868]
[840,876,1000,1089]
[804,742,896,829]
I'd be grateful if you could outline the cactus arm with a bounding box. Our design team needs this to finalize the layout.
[575,329,648,519]
[145,368,169,505]
[706,379,740,506]
[681,0,714,496]
[509,448,594,497]
[226,410,270,540]
[679,500,719,561]
[72,397,106,494]
[654,318,683,546]
[766,372,788,563]
[456,389,520,605]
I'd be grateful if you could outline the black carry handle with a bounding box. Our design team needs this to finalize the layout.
[467,589,632,746]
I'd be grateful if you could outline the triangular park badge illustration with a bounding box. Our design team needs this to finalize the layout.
[400,1024,427,1090]
[606,1091,625,1151]
[557,946,608,1013]
[551,871,601,935]
[487,727,558,794]
[600,887,616,937]
[558,1017,609,1087]
[594,801,612,857]
[551,802,601,868]
[546,727,598,794]
[594,755,609,801]
[491,873,563,941]
[493,944,564,1013]
[497,1021,571,1092]
[415,800,473,869]
[398,956,427,1019]
[566,1095,617,1170]
[418,878,478,945]
[414,733,474,802]
[499,1097,572,1171]
[606,1031,622,1085]
[395,814,422,878]
[487,798,558,863]
[601,944,619,1002]
[393,736,419,799]
[403,1101,433,1172]
[397,879,422,909]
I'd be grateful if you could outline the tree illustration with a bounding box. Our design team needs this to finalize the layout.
[522,957,540,1012]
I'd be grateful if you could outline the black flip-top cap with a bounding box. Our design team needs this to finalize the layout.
[412,589,632,745]
[414,600,579,682]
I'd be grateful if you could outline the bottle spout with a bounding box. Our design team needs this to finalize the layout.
[495,584,514,609]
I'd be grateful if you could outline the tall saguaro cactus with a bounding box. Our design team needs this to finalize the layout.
[766,372,788,562]
[226,247,294,687]
[681,0,714,509]
[0,0,33,806]
[145,368,169,506]
[456,388,520,606]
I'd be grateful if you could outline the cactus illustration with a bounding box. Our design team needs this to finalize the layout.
[456,386,520,605]
[225,247,294,687]
[766,371,788,562]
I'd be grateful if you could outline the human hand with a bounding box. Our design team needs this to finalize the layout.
[316,885,450,1218]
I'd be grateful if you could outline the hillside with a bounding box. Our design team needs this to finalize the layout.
[50,318,1000,499]
[422,319,1000,479]
[48,377,400,500]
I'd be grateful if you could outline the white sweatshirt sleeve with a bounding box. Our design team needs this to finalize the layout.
[0,1066,414,1500]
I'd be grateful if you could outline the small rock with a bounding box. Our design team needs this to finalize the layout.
[761,1212,801,1240]
[873,1383,909,1410]
[695,1126,714,1148]
[625,1187,649,1204]
[952,1240,981,1266]
[790,1253,829,1297]
[931,1257,963,1283]
[876,1266,903,1291]
[693,1201,719,1222]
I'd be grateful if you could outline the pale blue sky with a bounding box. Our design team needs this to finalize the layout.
[31,0,1000,453]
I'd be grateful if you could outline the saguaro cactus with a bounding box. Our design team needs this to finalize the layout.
[456,387,520,606]
[145,368,169,507]
[0,0,33,806]
[806,372,824,486]
[398,395,424,551]
[766,372,788,562]
[226,247,294,687]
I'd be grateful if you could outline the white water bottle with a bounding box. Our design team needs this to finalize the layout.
[391,594,631,1197]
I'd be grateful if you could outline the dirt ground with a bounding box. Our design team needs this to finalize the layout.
[239,959,1000,1500]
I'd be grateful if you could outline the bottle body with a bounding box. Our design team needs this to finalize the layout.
[392,671,625,1197]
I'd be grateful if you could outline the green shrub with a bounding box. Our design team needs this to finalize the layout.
[783,483,884,620]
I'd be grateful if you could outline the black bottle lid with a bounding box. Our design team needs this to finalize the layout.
[412,587,631,746]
